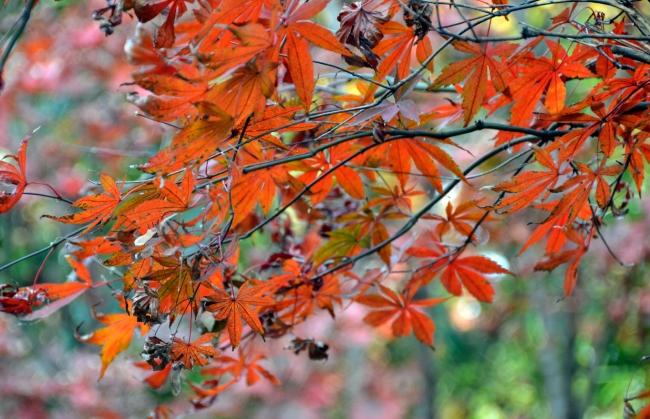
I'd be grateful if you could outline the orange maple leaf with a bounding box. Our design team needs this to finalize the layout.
[141,257,199,319]
[517,201,573,256]
[129,74,209,122]
[204,281,274,348]
[69,237,122,260]
[429,200,498,239]
[487,145,569,214]
[534,228,590,297]
[297,144,366,205]
[76,299,150,378]
[124,174,196,227]
[199,24,273,78]
[205,62,277,124]
[377,138,467,193]
[367,183,426,214]
[140,104,234,174]
[282,0,352,111]
[230,142,303,224]
[202,349,281,386]
[373,21,426,81]
[356,284,446,346]
[545,161,622,224]
[274,276,342,320]
[440,254,511,302]
[171,334,219,369]
[43,174,122,235]
[144,363,173,389]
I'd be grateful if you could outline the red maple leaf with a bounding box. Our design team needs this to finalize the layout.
[0,135,29,214]
[432,40,516,126]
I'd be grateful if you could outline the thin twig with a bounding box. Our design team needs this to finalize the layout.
[0,226,86,274]
[0,0,37,92]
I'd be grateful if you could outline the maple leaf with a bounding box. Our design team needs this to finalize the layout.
[408,234,511,301]
[428,200,498,239]
[205,62,277,124]
[43,174,122,235]
[187,378,236,401]
[338,207,395,265]
[148,406,174,419]
[128,74,209,122]
[356,284,446,346]
[124,174,195,226]
[281,0,352,111]
[541,101,626,158]
[336,0,390,68]
[125,26,176,81]
[283,276,343,319]
[593,20,632,78]
[76,298,151,378]
[423,92,464,128]
[133,361,173,390]
[589,63,650,104]
[171,334,219,369]
[204,281,274,348]
[545,161,622,224]
[494,41,595,125]
[243,104,319,148]
[623,127,650,193]
[486,145,569,214]
[336,0,387,48]
[439,254,511,302]
[372,21,418,81]
[288,15,351,58]
[371,21,434,81]
[0,285,46,316]
[134,0,195,49]
[378,137,467,193]
[516,201,590,256]
[534,228,589,297]
[432,40,516,126]
[69,237,122,260]
[312,225,364,267]
[0,135,29,214]
[285,30,315,112]
[142,257,199,319]
[25,256,94,320]
[199,24,273,77]
[297,143,365,205]
[203,349,281,386]
[366,183,425,214]
[357,95,421,124]
[139,102,234,174]
[230,142,303,224]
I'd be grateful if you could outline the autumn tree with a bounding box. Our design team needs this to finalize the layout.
[2,0,650,416]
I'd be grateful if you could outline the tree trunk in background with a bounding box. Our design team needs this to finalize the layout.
[418,343,437,419]
[533,280,581,419]
[417,286,438,419]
